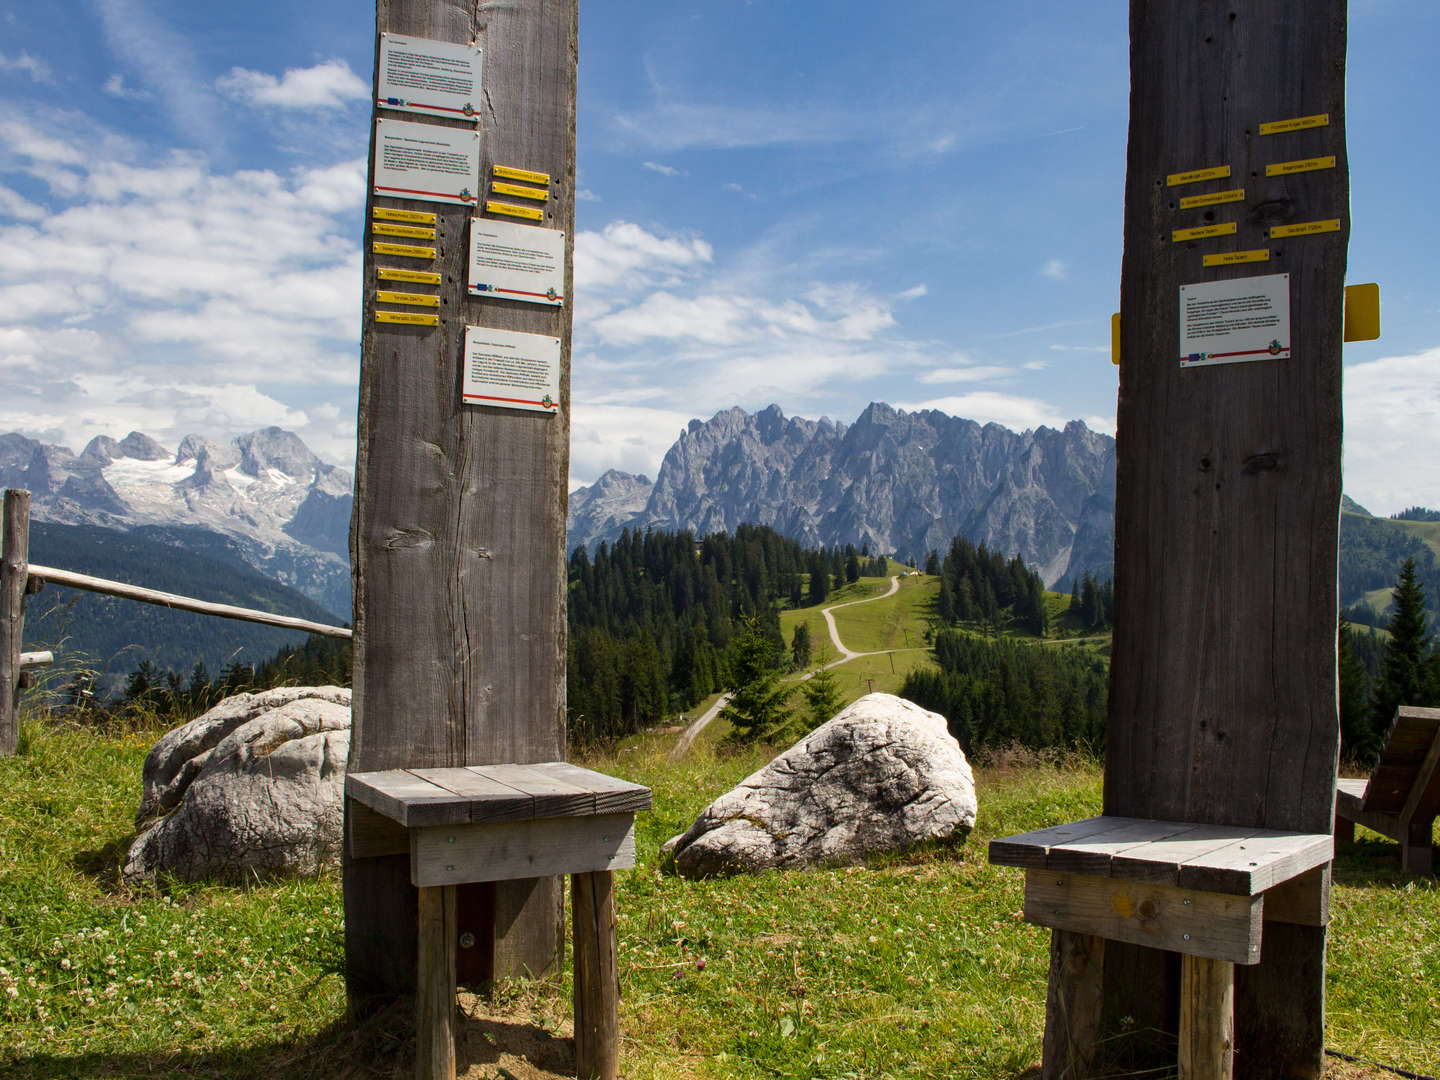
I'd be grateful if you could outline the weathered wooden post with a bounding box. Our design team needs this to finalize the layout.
[991,4,1348,1078]
[0,488,31,756]
[346,0,578,1010]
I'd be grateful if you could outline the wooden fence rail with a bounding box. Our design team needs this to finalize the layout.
[2,485,351,756]
[24,564,353,640]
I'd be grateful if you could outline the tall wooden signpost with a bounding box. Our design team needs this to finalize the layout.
[1107,2,1347,1075]
[991,4,1350,1078]
[347,0,578,1007]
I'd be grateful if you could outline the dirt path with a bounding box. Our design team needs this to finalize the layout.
[820,575,900,662]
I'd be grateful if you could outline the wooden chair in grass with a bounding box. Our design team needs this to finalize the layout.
[990,4,1349,1077]
[1335,705,1440,874]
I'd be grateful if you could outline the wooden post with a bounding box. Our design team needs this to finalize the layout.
[1041,930,1104,1080]
[572,870,620,1080]
[0,488,31,757]
[346,0,578,1011]
[1099,3,1348,1077]
[416,884,458,1080]
[1179,955,1235,1080]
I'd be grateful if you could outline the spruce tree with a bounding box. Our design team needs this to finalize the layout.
[1370,558,1434,740]
[721,617,795,741]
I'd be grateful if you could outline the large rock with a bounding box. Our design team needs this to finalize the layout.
[661,693,977,878]
[124,687,351,883]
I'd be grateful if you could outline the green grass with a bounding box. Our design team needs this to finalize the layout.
[826,574,936,655]
[2,718,1435,1078]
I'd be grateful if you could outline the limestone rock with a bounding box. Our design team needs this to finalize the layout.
[661,693,976,878]
[124,687,351,883]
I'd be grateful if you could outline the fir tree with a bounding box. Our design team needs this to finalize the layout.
[721,618,795,741]
[1370,558,1435,738]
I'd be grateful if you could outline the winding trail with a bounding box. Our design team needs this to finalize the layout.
[670,576,905,759]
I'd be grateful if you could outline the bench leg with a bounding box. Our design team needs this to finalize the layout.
[416,884,458,1080]
[1041,929,1104,1080]
[1402,821,1434,875]
[572,870,619,1080]
[1334,816,1355,851]
[1179,954,1233,1080]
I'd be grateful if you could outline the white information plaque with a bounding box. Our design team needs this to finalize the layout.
[373,118,480,206]
[1179,273,1290,368]
[377,33,482,121]
[468,218,565,306]
[462,326,561,414]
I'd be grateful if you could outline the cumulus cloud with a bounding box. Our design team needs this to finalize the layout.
[217,59,368,109]
[895,391,1071,433]
[0,112,364,462]
[1343,347,1440,515]
[102,73,151,100]
[642,161,682,177]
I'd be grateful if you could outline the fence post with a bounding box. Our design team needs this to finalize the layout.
[1,488,31,756]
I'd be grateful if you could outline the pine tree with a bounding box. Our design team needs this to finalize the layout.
[1370,558,1435,739]
[721,618,795,741]
[790,623,813,671]
[1337,615,1377,763]
[801,646,843,728]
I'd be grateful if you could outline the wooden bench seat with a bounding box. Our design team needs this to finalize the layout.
[346,762,652,1080]
[1335,705,1440,875]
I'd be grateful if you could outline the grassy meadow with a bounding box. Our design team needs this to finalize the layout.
[1,710,1437,1080]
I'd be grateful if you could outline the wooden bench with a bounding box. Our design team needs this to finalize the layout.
[990,815,1333,1079]
[1335,705,1440,875]
[346,761,652,1080]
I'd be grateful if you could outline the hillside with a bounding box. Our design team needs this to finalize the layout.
[21,520,346,689]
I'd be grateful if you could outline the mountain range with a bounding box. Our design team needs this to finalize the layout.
[568,403,1116,587]
[0,427,352,617]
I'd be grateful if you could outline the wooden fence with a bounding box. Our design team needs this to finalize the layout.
[0,487,351,755]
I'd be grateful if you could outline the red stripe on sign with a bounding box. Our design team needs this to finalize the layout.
[377,100,471,115]
[374,185,475,201]
[1181,347,1286,362]
[463,393,560,409]
[496,288,564,300]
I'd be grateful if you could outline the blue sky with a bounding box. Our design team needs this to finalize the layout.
[0,1,1435,514]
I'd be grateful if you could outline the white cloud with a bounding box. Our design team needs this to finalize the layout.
[0,183,44,221]
[569,401,696,486]
[217,59,369,109]
[1048,343,1109,353]
[642,161,682,177]
[896,284,928,301]
[95,0,222,149]
[1041,258,1068,280]
[0,112,364,460]
[573,221,712,296]
[1343,347,1440,515]
[917,365,1014,385]
[576,187,600,202]
[895,391,1071,433]
[0,52,54,84]
[102,73,151,100]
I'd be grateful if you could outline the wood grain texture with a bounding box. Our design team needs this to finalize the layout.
[1179,955,1234,1080]
[1096,3,1349,1072]
[0,488,30,756]
[410,813,636,886]
[1025,871,1263,965]
[572,871,620,1080]
[415,884,458,1080]
[1041,931,1104,1080]
[347,0,578,996]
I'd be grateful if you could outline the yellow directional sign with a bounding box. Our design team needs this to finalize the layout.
[1344,283,1380,342]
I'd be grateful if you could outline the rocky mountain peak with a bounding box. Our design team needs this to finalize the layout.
[118,432,169,460]
[236,427,321,480]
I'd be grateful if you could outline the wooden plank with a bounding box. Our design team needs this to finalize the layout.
[989,816,1146,869]
[18,651,52,669]
[411,814,636,887]
[1334,777,1367,820]
[1262,866,1329,927]
[474,762,594,818]
[0,488,29,757]
[541,761,653,814]
[1179,954,1234,1080]
[347,770,471,827]
[1396,724,1440,828]
[348,798,411,859]
[347,0,577,993]
[1109,824,1262,885]
[1045,819,1204,878]
[1023,870,1263,965]
[1234,923,1327,1080]
[410,767,535,822]
[573,870,620,1080]
[1041,930,1104,1080]
[25,563,350,638]
[1175,831,1332,896]
[415,884,457,1080]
